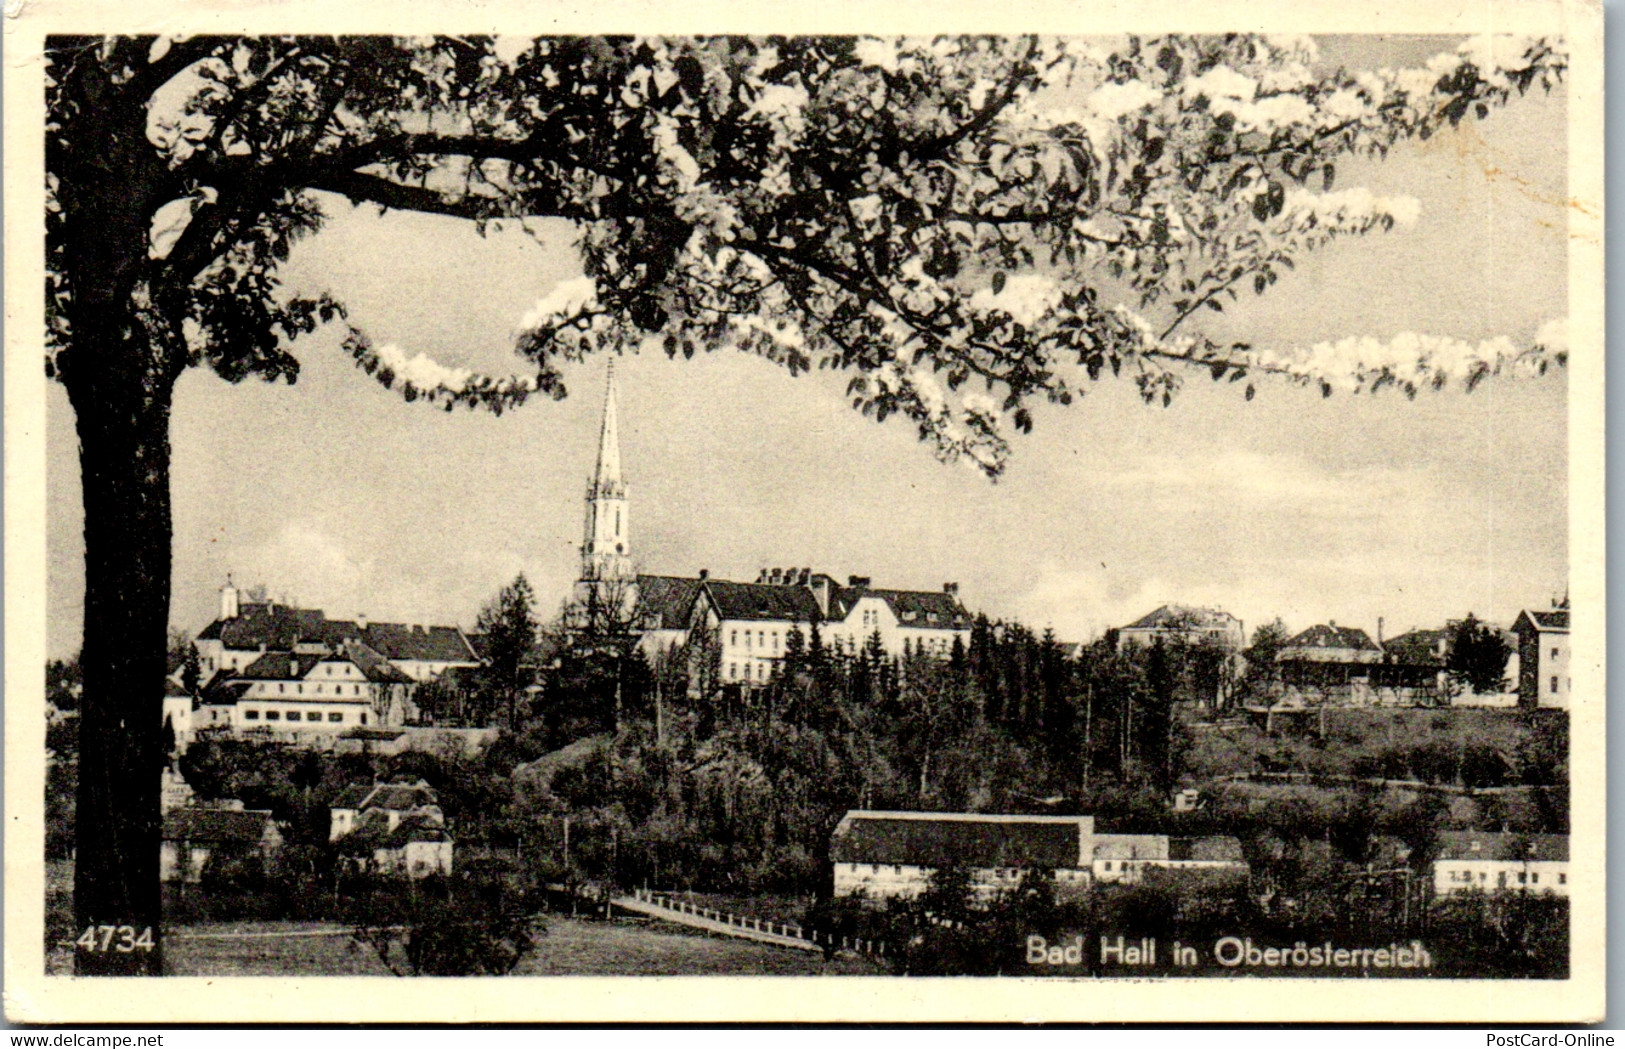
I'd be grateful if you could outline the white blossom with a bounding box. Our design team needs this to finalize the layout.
[969,273,1062,326]
[1087,79,1163,121]
[518,276,598,332]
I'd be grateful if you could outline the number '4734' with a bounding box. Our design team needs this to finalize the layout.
[75,925,155,952]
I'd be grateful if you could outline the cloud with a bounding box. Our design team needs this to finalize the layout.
[1091,448,1438,518]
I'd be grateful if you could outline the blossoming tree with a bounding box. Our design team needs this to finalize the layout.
[46,33,1564,972]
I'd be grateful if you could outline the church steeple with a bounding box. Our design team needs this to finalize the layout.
[581,361,632,582]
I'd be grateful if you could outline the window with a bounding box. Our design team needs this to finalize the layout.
[244,710,260,721]
[1551,676,1560,693]
[1517,872,1527,884]
[360,713,368,725]
[1531,873,1539,884]
[745,632,751,649]
[758,630,765,647]
[728,663,736,681]
[297,684,303,695]
[1559,873,1567,885]
[265,710,281,721]
[1552,647,1560,659]
[286,711,301,722]
[730,631,737,647]
[328,712,344,723]
[278,683,285,694]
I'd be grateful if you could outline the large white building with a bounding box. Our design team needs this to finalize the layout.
[569,367,973,684]
[1513,601,1570,709]
[830,810,1097,901]
[191,583,480,737]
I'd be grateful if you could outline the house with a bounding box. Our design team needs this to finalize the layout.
[1091,834,1248,886]
[328,778,444,841]
[1433,832,1569,897]
[194,643,414,738]
[331,779,454,878]
[1512,602,1570,709]
[1275,622,1384,703]
[569,367,972,686]
[346,813,456,878]
[161,677,195,748]
[1117,605,1245,653]
[160,806,283,883]
[829,810,1095,901]
[194,580,481,684]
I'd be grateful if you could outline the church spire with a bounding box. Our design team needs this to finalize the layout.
[581,360,632,582]
[593,359,622,490]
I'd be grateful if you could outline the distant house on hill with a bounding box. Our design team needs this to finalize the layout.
[1275,622,1383,702]
[829,810,1094,901]
[1117,605,1245,653]
[160,806,283,883]
[1433,832,1569,897]
[1513,601,1570,709]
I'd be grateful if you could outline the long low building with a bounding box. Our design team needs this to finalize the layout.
[829,810,1248,902]
[1433,832,1569,897]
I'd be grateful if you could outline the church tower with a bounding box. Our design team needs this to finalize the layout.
[581,362,633,583]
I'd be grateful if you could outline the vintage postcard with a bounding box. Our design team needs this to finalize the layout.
[4,0,1604,1025]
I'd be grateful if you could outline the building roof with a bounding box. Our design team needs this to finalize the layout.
[340,727,409,742]
[330,784,374,810]
[702,579,825,624]
[342,641,416,684]
[324,621,479,664]
[829,810,1091,869]
[844,587,971,630]
[636,575,705,630]
[1122,605,1241,633]
[1278,623,1383,662]
[351,813,453,849]
[1382,628,1451,667]
[1516,608,1570,633]
[1435,832,1569,863]
[199,602,478,665]
[1093,834,1169,861]
[238,651,324,681]
[163,808,278,845]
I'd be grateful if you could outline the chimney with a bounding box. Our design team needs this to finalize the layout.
[220,575,239,621]
[756,568,768,584]
[944,582,960,598]
[698,568,709,581]
[357,613,369,631]
[1377,617,1384,645]
[848,575,871,589]
[769,568,782,585]
[799,568,811,585]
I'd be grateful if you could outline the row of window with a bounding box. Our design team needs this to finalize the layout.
[242,709,369,724]
[1445,869,1565,886]
[262,682,367,697]
[729,629,783,653]
[726,662,771,682]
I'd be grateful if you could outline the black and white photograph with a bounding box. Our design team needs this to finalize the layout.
[5,0,1604,1025]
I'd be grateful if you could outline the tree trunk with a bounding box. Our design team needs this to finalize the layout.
[64,342,177,976]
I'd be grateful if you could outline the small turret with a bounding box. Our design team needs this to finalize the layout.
[220,575,239,621]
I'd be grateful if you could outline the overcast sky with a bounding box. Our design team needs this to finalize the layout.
[45,35,1570,657]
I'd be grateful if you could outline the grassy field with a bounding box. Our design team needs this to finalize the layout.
[46,916,880,976]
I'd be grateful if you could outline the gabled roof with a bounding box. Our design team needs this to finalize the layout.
[351,813,453,849]
[1515,608,1570,633]
[1122,604,1240,632]
[635,575,705,630]
[362,782,439,812]
[330,784,374,810]
[1436,832,1568,863]
[830,810,1090,869]
[238,651,324,681]
[324,621,479,664]
[342,641,415,684]
[702,580,825,624]
[1279,624,1382,660]
[199,603,328,649]
[843,587,971,630]
[163,808,278,845]
[1383,628,1450,667]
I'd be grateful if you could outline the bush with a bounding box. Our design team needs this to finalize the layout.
[348,872,542,976]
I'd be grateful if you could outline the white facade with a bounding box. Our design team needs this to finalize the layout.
[833,860,1090,901]
[821,594,966,660]
[1434,860,1569,896]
